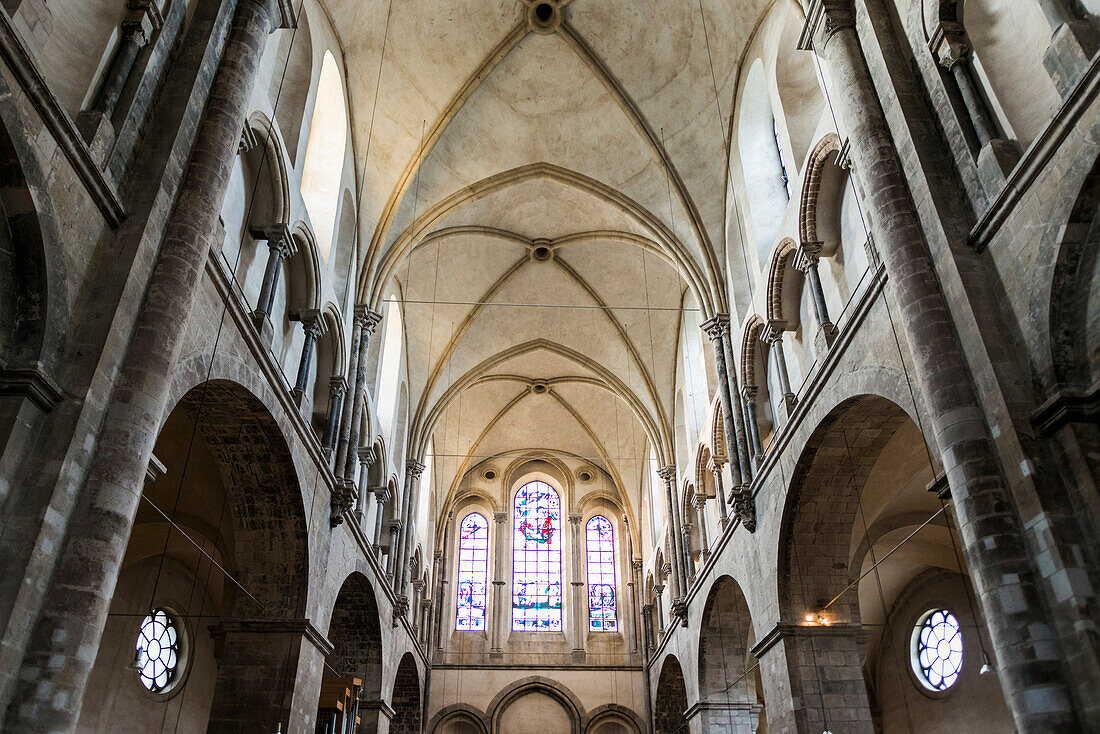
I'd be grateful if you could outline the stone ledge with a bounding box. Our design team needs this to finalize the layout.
[750,622,867,659]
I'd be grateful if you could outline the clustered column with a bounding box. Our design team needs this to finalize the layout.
[321,376,347,456]
[763,322,796,420]
[490,511,508,657]
[89,0,161,119]
[396,459,426,606]
[568,513,585,657]
[7,1,292,729]
[657,465,687,621]
[332,306,381,526]
[801,0,1081,728]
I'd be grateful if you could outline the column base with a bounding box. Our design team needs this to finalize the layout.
[1044,19,1100,97]
[977,138,1021,197]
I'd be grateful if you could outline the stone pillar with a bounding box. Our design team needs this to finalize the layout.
[353,446,376,521]
[333,313,364,473]
[630,558,643,655]
[291,308,324,404]
[797,243,838,351]
[92,2,160,118]
[431,547,445,651]
[490,511,508,657]
[1033,0,1099,96]
[801,1,1079,727]
[710,460,729,529]
[5,1,291,729]
[686,702,760,734]
[321,376,347,456]
[386,520,402,581]
[701,316,744,489]
[332,307,380,526]
[411,579,426,637]
[397,460,426,601]
[642,604,655,655]
[693,496,710,563]
[741,386,764,461]
[653,583,666,635]
[249,223,296,344]
[753,623,873,734]
[720,327,755,486]
[657,465,686,619]
[763,322,796,420]
[207,619,332,734]
[568,513,586,656]
[928,24,1019,191]
[373,487,390,552]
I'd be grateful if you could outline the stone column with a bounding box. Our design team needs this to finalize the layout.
[397,460,426,601]
[657,465,686,620]
[701,316,744,489]
[680,520,695,583]
[5,1,292,729]
[710,460,729,529]
[753,623,873,734]
[333,307,380,526]
[386,519,402,581]
[928,24,1019,190]
[373,487,390,552]
[333,313,364,473]
[801,1,1079,727]
[291,308,324,404]
[321,376,347,456]
[630,558,643,655]
[568,513,586,656]
[92,2,160,118]
[693,496,710,563]
[490,511,508,656]
[431,547,445,651]
[353,446,376,521]
[642,603,654,655]
[411,579,426,637]
[653,583,666,635]
[249,223,296,344]
[720,327,755,486]
[763,322,796,420]
[741,386,764,461]
[796,243,838,351]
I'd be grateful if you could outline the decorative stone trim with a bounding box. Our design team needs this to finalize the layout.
[208,618,334,657]
[0,362,63,412]
[750,621,867,659]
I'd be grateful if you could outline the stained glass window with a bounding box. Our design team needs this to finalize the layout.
[511,481,563,631]
[911,609,964,691]
[136,609,180,692]
[586,515,617,632]
[456,512,489,631]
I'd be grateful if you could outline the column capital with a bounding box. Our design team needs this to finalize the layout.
[406,459,426,479]
[354,305,383,333]
[388,519,403,532]
[657,464,677,482]
[239,124,260,155]
[928,21,970,69]
[373,486,391,502]
[126,0,164,32]
[706,457,724,474]
[763,321,787,343]
[699,314,731,342]
[632,558,643,572]
[493,511,508,524]
[797,0,856,52]
[294,308,326,337]
[329,375,348,397]
[568,513,583,525]
[741,384,758,400]
[250,223,296,257]
[653,584,665,596]
[252,0,298,30]
[796,241,824,271]
[357,445,377,465]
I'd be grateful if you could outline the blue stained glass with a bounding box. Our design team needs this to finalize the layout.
[511,481,563,631]
[456,513,489,630]
[586,515,618,632]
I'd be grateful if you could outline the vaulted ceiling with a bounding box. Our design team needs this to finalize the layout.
[317,0,778,514]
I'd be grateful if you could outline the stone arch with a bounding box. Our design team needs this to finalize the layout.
[798,133,843,248]
[584,704,644,733]
[244,111,291,227]
[766,238,803,326]
[653,655,689,734]
[325,572,383,696]
[267,1,313,166]
[427,704,489,734]
[697,575,760,732]
[777,394,910,623]
[390,652,422,734]
[772,2,825,172]
[487,677,585,734]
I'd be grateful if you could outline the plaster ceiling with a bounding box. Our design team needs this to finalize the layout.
[316,0,778,514]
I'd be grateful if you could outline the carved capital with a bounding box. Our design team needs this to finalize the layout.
[734,491,757,533]
[354,305,383,334]
[656,465,677,483]
[699,314,731,342]
[493,512,508,524]
[798,0,856,52]
[764,321,787,344]
[329,376,348,398]
[239,125,261,155]
[357,444,377,465]
[330,478,358,527]
[796,241,824,272]
[929,21,970,69]
[406,459,426,479]
[296,308,326,337]
[568,513,583,525]
[250,223,295,257]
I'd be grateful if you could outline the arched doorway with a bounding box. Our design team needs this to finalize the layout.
[653,656,688,734]
[390,652,421,734]
[320,572,383,733]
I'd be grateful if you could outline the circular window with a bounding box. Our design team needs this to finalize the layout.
[136,609,181,693]
[911,609,963,691]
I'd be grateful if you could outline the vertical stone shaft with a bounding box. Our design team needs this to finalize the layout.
[373,488,389,551]
[253,233,291,320]
[386,520,401,580]
[713,464,729,526]
[694,497,710,560]
[741,387,763,459]
[569,514,585,651]
[341,308,381,481]
[720,329,754,483]
[322,378,346,452]
[801,253,833,329]
[292,316,322,395]
[397,460,425,597]
[658,466,686,601]
[701,316,743,488]
[94,21,148,116]
[6,1,278,729]
[808,4,1077,729]
[766,329,795,400]
[333,315,363,473]
[490,511,508,653]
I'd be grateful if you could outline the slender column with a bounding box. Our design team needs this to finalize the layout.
[693,496,710,562]
[332,315,364,473]
[6,1,290,729]
[353,446,376,521]
[397,460,426,600]
[372,487,390,552]
[720,328,754,485]
[742,386,764,460]
[653,583,666,635]
[701,316,744,490]
[569,513,585,655]
[411,580,426,637]
[91,2,161,118]
[711,461,729,529]
[386,520,402,581]
[291,308,324,400]
[763,323,796,417]
[656,466,685,613]
[431,546,445,652]
[642,604,654,656]
[490,511,508,656]
[797,243,838,347]
[341,307,382,483]
[630,558,642,655]
[321,377,347,455]
[802,2,1080,727]
[249,223,296,341]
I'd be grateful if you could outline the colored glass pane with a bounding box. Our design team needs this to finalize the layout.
[456,513,489,630]
[911,609,964,691]
[511,481,563,631]
[586,515,617,632]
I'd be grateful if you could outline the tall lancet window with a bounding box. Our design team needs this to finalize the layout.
[586,516,618,632]
[511,481,562,631]
[456,513,489,630]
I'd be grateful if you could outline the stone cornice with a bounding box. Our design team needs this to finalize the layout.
[750,622,866,659]
[0,362,64,412]
[209,618,334,656]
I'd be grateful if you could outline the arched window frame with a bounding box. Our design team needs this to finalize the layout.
[510,480,563,632]
[585,515,618,632]
[455,512,489,631]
